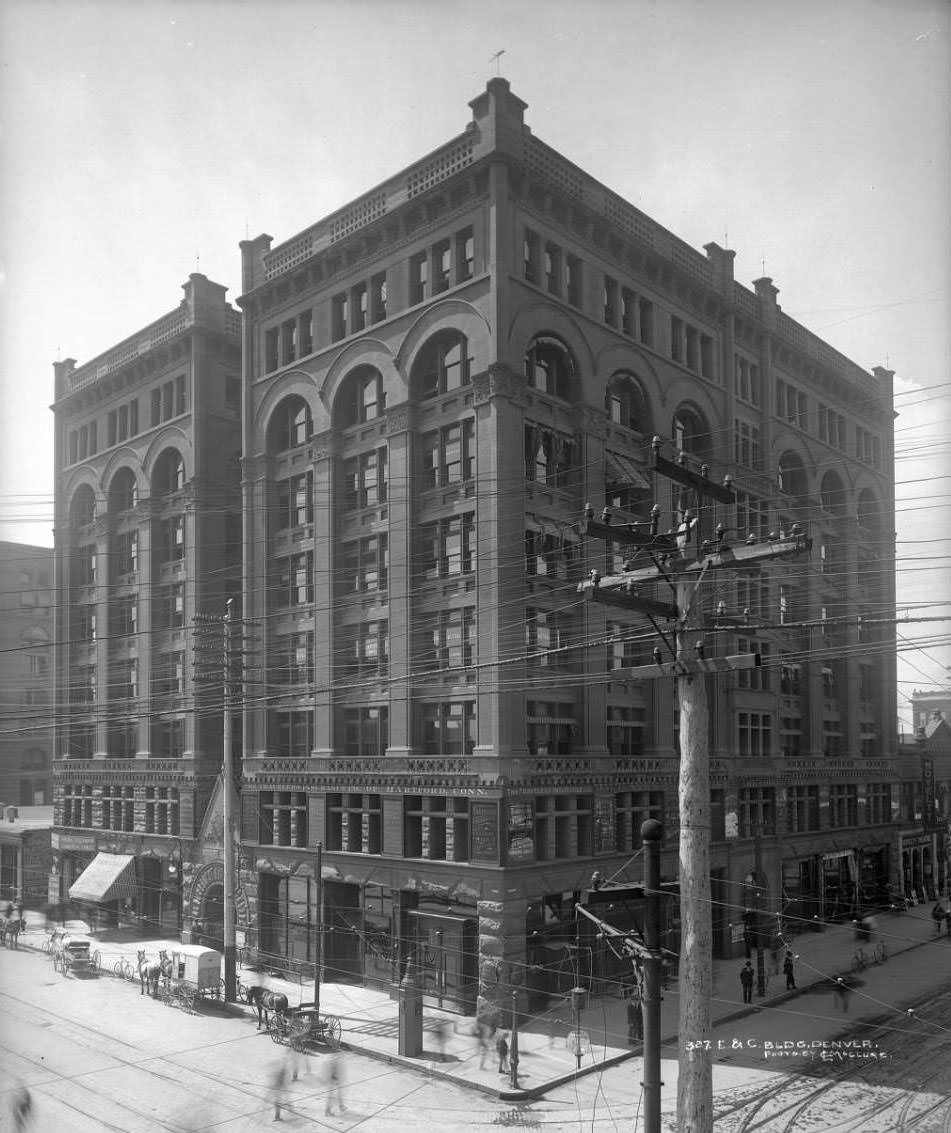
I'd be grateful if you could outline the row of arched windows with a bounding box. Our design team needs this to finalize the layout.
[257,330,881,526]
[68,449,186,528]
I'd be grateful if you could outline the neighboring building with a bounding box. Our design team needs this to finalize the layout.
[0,805,53,907]
[910,688,951,734]
[50,274,242,935]
[0,541,54,808]
[232,78,898,1019]
[898,714,951,900]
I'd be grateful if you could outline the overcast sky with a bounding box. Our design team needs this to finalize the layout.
[1,0,948,723]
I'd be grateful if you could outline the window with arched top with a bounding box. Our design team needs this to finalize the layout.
[857,488,880,531]
[606,372,650,433]
[820,470,847,517]
[335,366,385,428]
[153,449,185,496]
[70,484,96,528]
[267,396,313,453]
[524,335,576,401]
[108,467,138,512]
[777,451,808,501]
[671,405,711,458]
[413,331,472,399]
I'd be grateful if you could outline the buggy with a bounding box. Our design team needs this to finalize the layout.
[266,1000,342,1051]
[48,927,100,977]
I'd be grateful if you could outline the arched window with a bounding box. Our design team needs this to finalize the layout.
[268,396,313,453]
[857,488,880,531]
[153,449,185,496]
[413,331,472,399]
[335,366,385,428]
[671,405,711,458]
[108,467,138,512]
[605,372,650,432]
[777,451,808,501]
[524,335,576,400]
[820,471,847,517]
[70,484,96,528]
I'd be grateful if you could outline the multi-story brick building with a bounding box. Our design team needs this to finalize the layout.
[50,274,242,933]
[233,78,898,1017]
[0,541,54,811]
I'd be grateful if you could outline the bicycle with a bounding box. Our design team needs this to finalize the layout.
[113,956,136,981]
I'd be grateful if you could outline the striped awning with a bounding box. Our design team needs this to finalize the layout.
[69,852,137,904]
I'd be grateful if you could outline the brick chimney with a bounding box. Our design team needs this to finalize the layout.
[469,77,528,154]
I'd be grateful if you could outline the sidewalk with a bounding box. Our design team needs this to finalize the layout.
[15,903,944,1100]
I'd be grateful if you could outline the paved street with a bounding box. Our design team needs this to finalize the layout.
[2,904,950,1130]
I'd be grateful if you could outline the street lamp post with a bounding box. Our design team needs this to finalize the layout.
[314,841,323,1016]
[509,989,520,1089]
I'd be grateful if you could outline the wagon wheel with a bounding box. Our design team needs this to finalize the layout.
[178,985,197,1013]
[288,1015,310,1052]
[321,1014,342,1050]
[268,1014,288,1045]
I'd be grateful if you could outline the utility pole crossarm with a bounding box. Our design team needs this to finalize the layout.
[577,528,811,594]
[575,901,653,962]
[607,651,762,682]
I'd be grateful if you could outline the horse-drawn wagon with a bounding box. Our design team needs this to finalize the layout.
[242,986,342,1051]
[156,945,224,1012]
[47,927,101,978]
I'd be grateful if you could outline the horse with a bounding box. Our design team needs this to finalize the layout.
[1,918,23,949]
[137,949,165,997]
[246,986,289,1030]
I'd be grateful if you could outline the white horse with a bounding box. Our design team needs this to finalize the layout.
[137,948,168,997]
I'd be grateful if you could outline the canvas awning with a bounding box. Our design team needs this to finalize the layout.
[605,451,651,491]
[69,852,137,904]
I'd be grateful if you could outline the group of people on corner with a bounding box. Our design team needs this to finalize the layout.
[740,949,796,1004]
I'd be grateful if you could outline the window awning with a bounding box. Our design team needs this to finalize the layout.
[69,852,137,904]
[605,451,651,491]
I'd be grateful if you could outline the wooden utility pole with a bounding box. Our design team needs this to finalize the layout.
[578,438,811,1133]
[675,579,712,1131]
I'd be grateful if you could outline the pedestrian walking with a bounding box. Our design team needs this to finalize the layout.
[269,1060,288,1122]
[783,950,796,990]
[324,1050,345,1116]
[627,983,643,1043]
[740,960,754,1004]
[497,1031,509,1074]
[10,1084,32,1132]
[832,977,851,1013]
[432,1017,451,1060]
[931,902,945,936]
[476,1021,492,1069]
